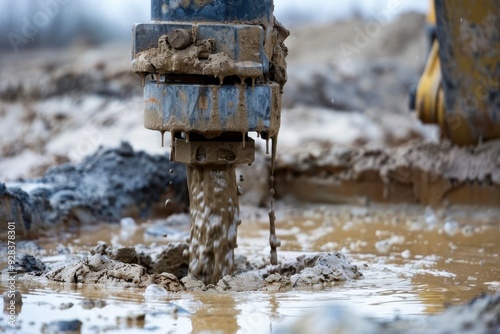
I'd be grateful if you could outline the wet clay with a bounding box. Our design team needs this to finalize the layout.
[32,239,361,293]
[0,143,188,236]
[186,165,240,285]
[181,252,362,292]
[133,18,288,89]
[133,34,263,86]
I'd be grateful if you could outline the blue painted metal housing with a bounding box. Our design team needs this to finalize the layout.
[144,81,281,136]
[132,23,269,73]
[151,0,273,25]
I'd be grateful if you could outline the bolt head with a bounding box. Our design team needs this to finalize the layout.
[167,29,192,50]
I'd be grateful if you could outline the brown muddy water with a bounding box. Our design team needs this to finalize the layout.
[1,203,500,333]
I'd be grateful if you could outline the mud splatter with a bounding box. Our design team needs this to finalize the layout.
[44,254,184,292]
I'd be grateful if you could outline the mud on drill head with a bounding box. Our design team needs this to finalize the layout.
[132,0,288,284]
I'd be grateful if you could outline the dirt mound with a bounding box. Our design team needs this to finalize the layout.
[0,143,188,236]
[33,242,362,293]
[45,254,184,292]
[275,139,500,206]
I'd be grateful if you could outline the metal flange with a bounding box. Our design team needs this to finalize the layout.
[144,82,281,137]
[173,138,255,166]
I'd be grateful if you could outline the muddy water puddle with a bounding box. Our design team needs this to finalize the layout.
[1,204,500,333]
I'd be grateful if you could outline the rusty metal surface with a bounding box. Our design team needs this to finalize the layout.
[144,82,281,136]
[435,0,500,145]
[174,138,255,165]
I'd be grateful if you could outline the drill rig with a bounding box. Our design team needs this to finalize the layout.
[132,0,288,284]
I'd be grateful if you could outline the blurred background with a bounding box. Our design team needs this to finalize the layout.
[0,0,435,181]
[0,0,428,49]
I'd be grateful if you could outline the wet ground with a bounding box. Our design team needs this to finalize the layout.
[1,202,499,333]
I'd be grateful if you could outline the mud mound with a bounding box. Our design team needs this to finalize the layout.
[45,254,183,292]
[276,139,500,206]
[37,242,361,293]
[280,253,362,287]
[0,143,188,236]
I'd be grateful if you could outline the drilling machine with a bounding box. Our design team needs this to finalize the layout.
[411,0,500,145]
[132,0,288,285]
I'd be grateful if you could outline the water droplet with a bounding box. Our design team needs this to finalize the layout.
[120,217,137,230]
[165,199,172,208]
[444,219,459,236]
[144,284,168,301]
[401,249,411,259]
[169,168,175,174]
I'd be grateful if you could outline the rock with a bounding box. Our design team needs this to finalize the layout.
[41,320,82,334]
[152,242,189,279]
[107,247,140,265]
[45,254,147,286]
[2,253,47,274]
[89,243,109,256]
[216,273,264,292]
[181,276,206,292]
[279,252,362,287]
[90,243,152,271]
[149,273,184,292]
[263,274,292,291]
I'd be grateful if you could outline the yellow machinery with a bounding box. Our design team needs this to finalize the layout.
[414,0,500,145]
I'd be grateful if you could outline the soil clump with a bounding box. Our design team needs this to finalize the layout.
[0,143,188,236]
